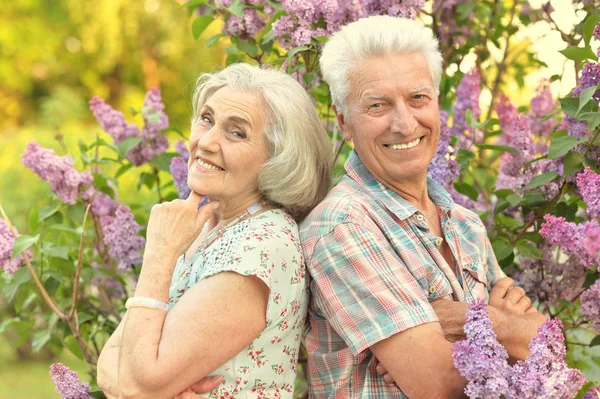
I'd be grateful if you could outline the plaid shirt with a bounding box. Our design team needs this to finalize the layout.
[299,151,505,398]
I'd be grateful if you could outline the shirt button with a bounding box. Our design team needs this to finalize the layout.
[416,214,424,222]
[435,238,443,247]
[429,285,437,294]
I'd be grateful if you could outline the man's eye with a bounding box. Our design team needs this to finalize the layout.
[370,103,382,109]
[413,94,425,100]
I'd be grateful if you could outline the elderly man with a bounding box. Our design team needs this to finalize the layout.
[299,16,546,399]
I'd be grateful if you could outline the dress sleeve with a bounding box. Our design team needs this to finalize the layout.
[308,221,439,355]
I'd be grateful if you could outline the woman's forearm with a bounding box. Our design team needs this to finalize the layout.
[97,343,121,397]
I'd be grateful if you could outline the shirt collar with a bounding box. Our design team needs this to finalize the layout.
[345,150,454,220]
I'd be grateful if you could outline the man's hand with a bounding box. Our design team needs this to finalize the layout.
[172,375,223,399]
[489,277,537,315]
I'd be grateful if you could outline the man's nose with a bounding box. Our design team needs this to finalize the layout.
[391,103,418,134]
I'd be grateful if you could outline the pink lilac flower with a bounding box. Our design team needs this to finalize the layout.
[451,69,482,148]
[451,300,510,398]
[141,88,169,139]
[0,218,32,275]
[573,62,600,101]
[507,319,586,399]
[175,140,189,161]
[584,228,600,257]
[100,205,145,271]
[577,167,600,218]
[80,187,119,218]
[49,363,92,399]
[22,141,93,205]
[170,156,191,199]
[528,83,556,141]
[496,93,518,140]
[89,97,139,143]
[540,215,600,269]
[581,280,600,331]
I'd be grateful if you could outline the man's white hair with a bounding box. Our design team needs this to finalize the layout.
[319,15,443,117]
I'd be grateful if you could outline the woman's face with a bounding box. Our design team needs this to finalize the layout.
[187,87,269,204]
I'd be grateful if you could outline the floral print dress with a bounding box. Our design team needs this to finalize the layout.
[168,209,308,398]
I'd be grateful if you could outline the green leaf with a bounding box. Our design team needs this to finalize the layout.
[115,137,143,159]
[12,234,39,258]
[261,30,277,45]
[206,33,225,47]
[583,271,599,289]
[492,237,513,261]
[559,98,579,119]
[583,15,600,46]
[41,243,69,260]
[115,162,133,179]
[227,0,244,18]
[590,335,600,347]
[578,85,598,112]
[192,15,214,40]
[237,41,259,57]
[516,241,542,259]
[575,382,598,399]
[285,45,310,70]
[563,151,584,176]
[559,46,597,61]
[474,143,516,153]
[181,0,209,8]
[453,182,478,201]
[89,391,108,399]
[38,203,61,222]
[587,114,600,130]
[28,207,39,233]
[548,135,581,159]
[150,152,176,172]
[522,191,546,208]
[523,171,558,190]
[0,317,20,334]
[64,335,85,361]
[505,194,522,207]
[31,329,52,353]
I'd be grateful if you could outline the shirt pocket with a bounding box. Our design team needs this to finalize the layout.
[420,268,453,301]
[461,262,489,302]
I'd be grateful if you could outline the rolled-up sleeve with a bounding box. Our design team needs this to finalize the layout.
[308,221,439,355]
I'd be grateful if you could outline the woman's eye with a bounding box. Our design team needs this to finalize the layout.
[232,131,246,139]
[201,115,212,124]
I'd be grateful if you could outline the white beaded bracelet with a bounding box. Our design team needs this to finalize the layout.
[125,296,168,312]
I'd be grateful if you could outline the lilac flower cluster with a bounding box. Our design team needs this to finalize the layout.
[584,228,600,258]
[89,88,169,166]
[581,280,600,331]
[452,302,586,399]
[577,167,600,218]
[429,110,460,188]
[22,142,93,205]
[272,0,423,49]
[100,205,145,271]
[451,300,510,398]
[508,319,585,399]
[595,21,600,58]
[175,140,190,162]
[432,0,472,47]
[218,0,268,39]
[529,83,556,148]
[170,157,191,199]
[583,385,600,399]
[49,363,92,399]
[540,214,600,269]
[450,69,482,148]
[0,218,32,274]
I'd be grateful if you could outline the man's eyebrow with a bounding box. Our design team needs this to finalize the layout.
[408,85,433,95]
[361,94,390,102]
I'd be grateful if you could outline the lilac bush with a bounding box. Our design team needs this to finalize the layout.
[49,363,92,399]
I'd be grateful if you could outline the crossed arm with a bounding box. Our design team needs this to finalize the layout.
[371,277,546,399]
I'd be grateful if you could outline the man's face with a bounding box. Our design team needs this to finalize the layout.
[338,52,441,190]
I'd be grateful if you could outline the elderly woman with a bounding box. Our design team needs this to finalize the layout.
[97,63,332,399]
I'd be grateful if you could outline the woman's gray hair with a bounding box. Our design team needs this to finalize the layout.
[191,63,332,221]
[320,15,443,117]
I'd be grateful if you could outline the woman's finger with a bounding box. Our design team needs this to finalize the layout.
[504,286,526,303]
[489,277,514,305]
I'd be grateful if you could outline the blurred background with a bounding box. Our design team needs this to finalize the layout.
[0,0,596,397]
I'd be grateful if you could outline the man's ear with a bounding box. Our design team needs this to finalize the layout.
[333,104,352,141]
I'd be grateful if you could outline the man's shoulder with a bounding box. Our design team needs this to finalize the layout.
[299,176,375,241]
[450,203,487,232]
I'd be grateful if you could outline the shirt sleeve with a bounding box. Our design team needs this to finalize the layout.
[308,221,439,355]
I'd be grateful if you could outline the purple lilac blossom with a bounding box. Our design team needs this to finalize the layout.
[22,141,93,205]
[100,205,145,271]
[142,88,169,138]
[577,167,600,218]
[170,156,191,199]
[90,262,124,299]
[89,97,139,143]
[451,69,482,148]
[581,280,600,331]
[451,300,510,398]
[583,385,600,399]
[49,363,92,399]
[528,83,556,142]
[572,62,600,101]
[429,110,460,188]
[508,319,586,399]
[175,140,190,161]
[80,187,119,218]
[0,218,32,275]
[540,215,600,269]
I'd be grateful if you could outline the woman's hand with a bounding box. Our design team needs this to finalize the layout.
[144,191,219,265]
